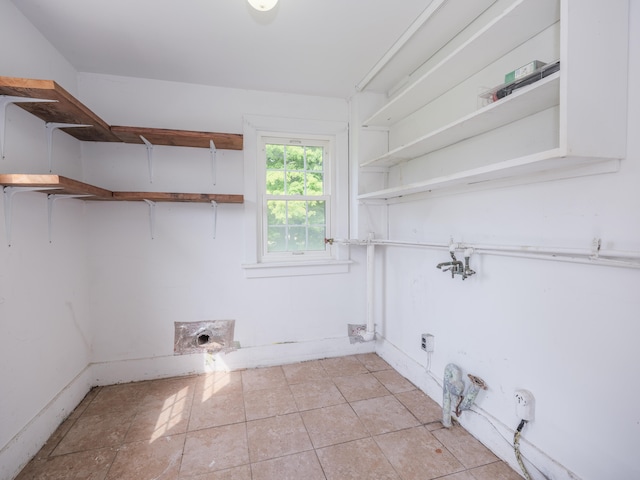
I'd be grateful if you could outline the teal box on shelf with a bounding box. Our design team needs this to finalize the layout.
[505,60,546,84]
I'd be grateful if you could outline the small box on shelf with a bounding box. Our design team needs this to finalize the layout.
[479,60,560,106]
[505,60,546,83]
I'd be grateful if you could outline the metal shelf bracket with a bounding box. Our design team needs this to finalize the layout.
[143,199,156,239]
[47,193,92,242]
[140,135,154,183]
[1,95,57,160]
[3,185,58,246]
[210,140,217,186]
[46,122,92,172]
[211,200,218,239]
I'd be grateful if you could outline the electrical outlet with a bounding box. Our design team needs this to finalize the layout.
[514,389,535,421]
[421,333,434,352]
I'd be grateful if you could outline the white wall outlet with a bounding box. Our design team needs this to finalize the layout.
[514,389,535,421]
[421,333,434,352]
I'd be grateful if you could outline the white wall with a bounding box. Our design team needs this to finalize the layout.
[357,3,640,480]
[77,73,369,381]
[0,1,93,479]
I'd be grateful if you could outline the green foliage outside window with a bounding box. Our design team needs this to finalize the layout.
[265,143,327,252]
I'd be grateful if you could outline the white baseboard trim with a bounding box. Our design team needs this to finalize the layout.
[90,336,376,385]
[375,335,579,480]
[0,365,94,480]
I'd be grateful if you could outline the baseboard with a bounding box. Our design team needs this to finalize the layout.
[375,335,579,480]
[90,336,376,385]
[0,365,94,480]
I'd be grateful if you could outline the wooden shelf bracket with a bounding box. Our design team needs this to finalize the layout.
[46,122,92,172]
[47,193,92,242]
[1,95,57,160]
[3,185,58,246]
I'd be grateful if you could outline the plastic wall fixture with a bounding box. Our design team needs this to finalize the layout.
[442,363,487,427]
[248,0,278,11]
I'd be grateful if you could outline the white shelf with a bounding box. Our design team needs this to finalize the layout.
[358,149,619,201]
[363,0,559,127]
[361,72,560,168]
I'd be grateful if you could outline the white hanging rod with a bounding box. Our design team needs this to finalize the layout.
[329,237,640,269]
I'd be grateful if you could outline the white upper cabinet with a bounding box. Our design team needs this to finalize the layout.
[358,0,629,201]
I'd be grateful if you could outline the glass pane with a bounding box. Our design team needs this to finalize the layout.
[306,146,323,171]
[285,145,305,170]
[306,172,324,195]
[308,200,325,224]
[267,226,287,252]
[285,172,305,195]
[287,201,307,225]
[288,226,307,251]
[308,226,326,250]
[266,144,284,169]
[266,200,286,225]
[266,171,285,195]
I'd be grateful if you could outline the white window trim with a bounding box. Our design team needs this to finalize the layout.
[242,115,351,278]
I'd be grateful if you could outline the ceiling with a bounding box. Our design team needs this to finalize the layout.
[11,0,432,99]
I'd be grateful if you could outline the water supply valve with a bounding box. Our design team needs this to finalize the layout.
[437,245,476,280]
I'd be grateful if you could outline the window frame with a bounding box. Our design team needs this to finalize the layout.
[242,115,351,278]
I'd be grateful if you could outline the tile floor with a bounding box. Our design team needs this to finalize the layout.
[16,354,522,480]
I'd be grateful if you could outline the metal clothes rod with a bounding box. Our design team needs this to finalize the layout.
[330,237,640,270]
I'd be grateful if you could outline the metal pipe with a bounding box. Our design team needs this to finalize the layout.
[442,363,465,427]
[443,363,487,427]
[363,232,376,341]
[329,237,640,269]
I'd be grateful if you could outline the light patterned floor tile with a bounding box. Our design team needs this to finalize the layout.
[251,451,325,480]
[317,438,401,480]
[246,412,313,463]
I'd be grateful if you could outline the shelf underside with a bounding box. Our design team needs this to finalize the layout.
[0,174,113,198]
[0,77,120,142]
[112,191,244,203]
[364,0,560,127]
[362,73,560,168]
[111,126,243,151]
[0,76,243,149]
[358,151,620,201]
[0,174,243,204]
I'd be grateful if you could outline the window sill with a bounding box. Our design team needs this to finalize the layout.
[242,259,352,278]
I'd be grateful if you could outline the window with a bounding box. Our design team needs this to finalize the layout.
[242,115,349,277]
[260,135,332,261]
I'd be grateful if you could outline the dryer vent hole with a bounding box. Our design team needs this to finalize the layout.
[197,334,210,346]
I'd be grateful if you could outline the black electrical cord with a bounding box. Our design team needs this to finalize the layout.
[514,419,532,480]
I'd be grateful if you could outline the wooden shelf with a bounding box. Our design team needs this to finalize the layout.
[0,76,120,142]
[1,76,245,206]
[363,0,559,127]
[361,73,560,168]
[0,173,113,199]
[0,76,244,150]
[110,126,243,150]
[0,174,244,204]
[113,192,244,203]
